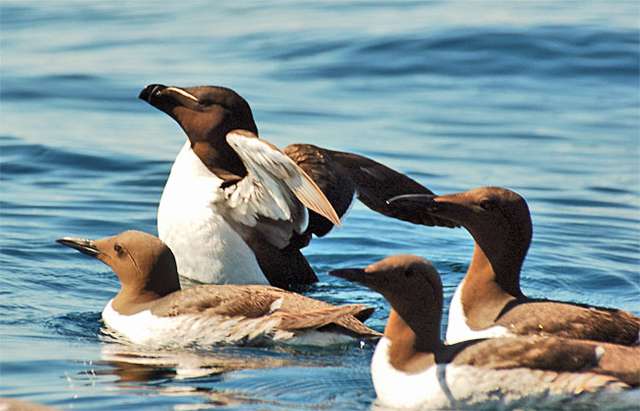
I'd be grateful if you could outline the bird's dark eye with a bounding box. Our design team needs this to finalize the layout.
[405,269,414,278]
[114,243,124,256]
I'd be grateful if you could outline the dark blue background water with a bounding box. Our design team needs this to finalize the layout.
[1,1,639,409]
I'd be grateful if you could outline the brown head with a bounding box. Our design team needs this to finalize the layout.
[389,187,532,296]
[139,84,258,178]
[330,255,443,351]
[57,230,181,313]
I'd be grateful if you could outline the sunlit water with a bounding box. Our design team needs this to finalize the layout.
[1,1,639,410]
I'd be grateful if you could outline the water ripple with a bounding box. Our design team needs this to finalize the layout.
[276,26,639,82]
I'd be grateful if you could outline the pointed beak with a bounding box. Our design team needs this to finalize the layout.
[56,237,100,257]
[385,193,464,228]
[329,268,366,282]
[139,84,199,108]
[138,83,167,103]
[329,268,385,291]
[387,194,440,212]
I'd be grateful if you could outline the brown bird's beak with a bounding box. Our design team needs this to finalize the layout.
[138,83,167,103]
[387,193,468,227]
[56,237,100,257]
[387,194,440,211]
[329,268,384,290]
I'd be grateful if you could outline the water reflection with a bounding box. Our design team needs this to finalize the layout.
[83,342,362,410]
[97,343,305,382]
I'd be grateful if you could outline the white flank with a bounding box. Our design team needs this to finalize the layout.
[445,279,513,344]
[101,300,356,348]
[371,337,632,410]
[158,141,268,285]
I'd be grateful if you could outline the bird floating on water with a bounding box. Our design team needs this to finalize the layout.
[331,255,640,410]
[139,84,443,290]
[387,187,640,346]
[57,230,381,347]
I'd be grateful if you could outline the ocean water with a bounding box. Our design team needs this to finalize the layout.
[1,1,639,410]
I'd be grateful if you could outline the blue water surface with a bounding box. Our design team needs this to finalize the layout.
[1,1,639,410]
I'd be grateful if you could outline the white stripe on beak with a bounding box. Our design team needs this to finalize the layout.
[165,87,199,102]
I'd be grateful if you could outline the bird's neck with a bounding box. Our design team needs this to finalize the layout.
[112,274,181,315]
[383,310,439,373]
[112,288,163,315]
[192,140,247,180]
[461,243,522,329]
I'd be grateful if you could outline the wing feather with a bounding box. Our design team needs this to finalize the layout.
[223,132,340,249]
[276,304,371,331]
[453,335,639,387]
[227,132,340,225]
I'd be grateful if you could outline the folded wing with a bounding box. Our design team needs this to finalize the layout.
[453,335,640,388]
[150,285,381,342]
